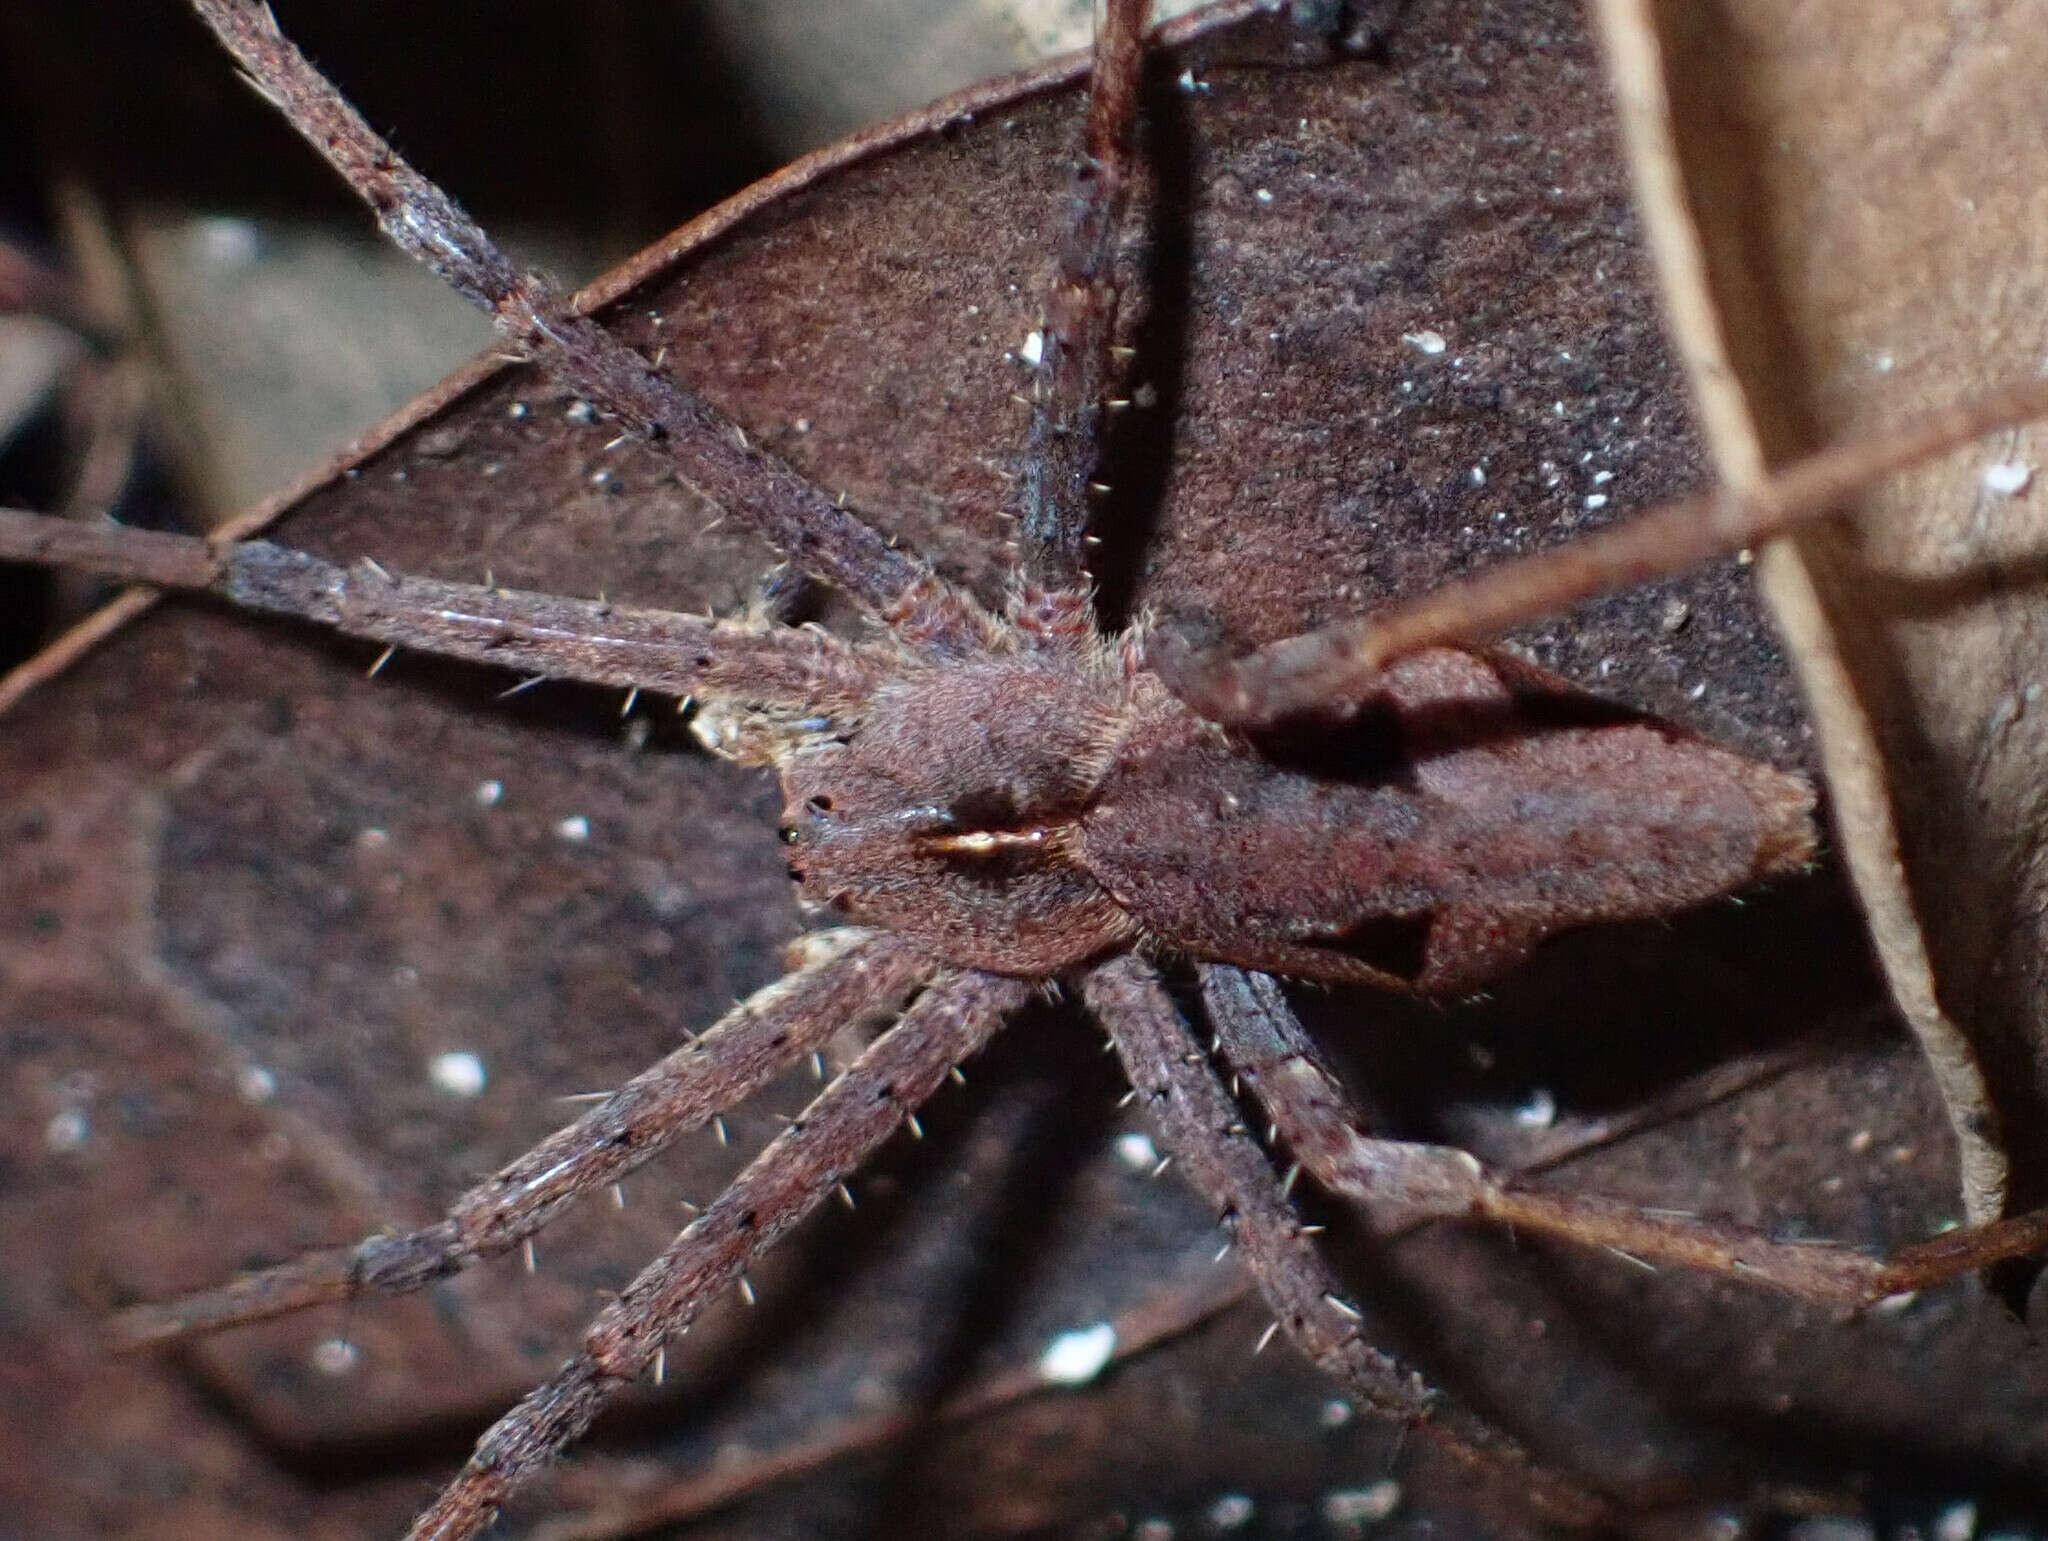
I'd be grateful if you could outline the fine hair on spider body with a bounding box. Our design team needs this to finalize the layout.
[9,1,2048,1537]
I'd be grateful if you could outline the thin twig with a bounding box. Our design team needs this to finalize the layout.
[1168,372,2048,726]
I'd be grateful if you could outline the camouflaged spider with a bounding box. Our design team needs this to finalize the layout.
[11,0,2048,1536]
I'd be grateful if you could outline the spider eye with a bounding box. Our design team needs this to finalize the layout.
[777,824,799,844]
[806,794,835,814]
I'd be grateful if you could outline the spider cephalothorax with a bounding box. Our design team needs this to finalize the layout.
[771,643,1144,971]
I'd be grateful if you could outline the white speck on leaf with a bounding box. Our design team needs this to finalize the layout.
[1982,460,2033,495]
[312,1338,361,1375]
[1935,1500,1978,1541]
[1038,1321,1117,1386]
[1323,1480,1403,1526]
[1114,1131,1160,1170]
[430,1051,487,1099]
[1206,1493,1256,1531]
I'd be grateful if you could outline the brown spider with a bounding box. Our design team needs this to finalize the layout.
[10,0,2048,1536]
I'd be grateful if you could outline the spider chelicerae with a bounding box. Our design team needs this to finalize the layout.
[10,0,2048,1536]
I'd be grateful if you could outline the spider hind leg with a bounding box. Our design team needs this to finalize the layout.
[112,931,929,1347]
[400,967,1027,1541]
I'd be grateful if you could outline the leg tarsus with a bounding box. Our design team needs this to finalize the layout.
[1198,964,2048,1308]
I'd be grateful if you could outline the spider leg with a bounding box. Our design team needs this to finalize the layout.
[397,966,1028,1541]
[112,930,930,1347]
[1081,953,1609,1528]
[1161,372,2048,728]
[0,510,888,728]
[184,0,989,645]
[1017,0,1148,612]
[1198,964,2048,1307]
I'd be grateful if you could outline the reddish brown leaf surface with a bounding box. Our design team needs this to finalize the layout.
[5,3,2047,1538]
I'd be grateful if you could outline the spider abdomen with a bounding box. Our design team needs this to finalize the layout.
[1080,647,1817,994]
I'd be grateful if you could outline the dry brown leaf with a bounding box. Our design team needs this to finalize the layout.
[1607,0,2048,1227]
[7,4,2048,1538]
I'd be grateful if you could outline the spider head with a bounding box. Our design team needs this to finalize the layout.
[774,657,1137,974]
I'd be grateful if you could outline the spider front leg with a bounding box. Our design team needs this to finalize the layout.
[1081,954,1611,1529]
[1017,0,1148,606]
[0,510,892,735]
[1197,964,2048,1308]
[186,0,991,649]
[402,967,1027,1541]
[112,930,929,1346]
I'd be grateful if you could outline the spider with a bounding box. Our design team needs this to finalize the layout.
[9,0,2048,1536]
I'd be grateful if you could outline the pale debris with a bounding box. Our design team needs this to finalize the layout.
[312,1337,361,1375]
[1982,460,2034,495]
[1936,1500,1979,1541]
[1323,1480,1403,1527]
[1514,1087,1558,1130]
[1037,1321,1117,1386]
[429,1050,488,1098]
[1205,1493,1256,1531]
[1113,1130,1160,1171]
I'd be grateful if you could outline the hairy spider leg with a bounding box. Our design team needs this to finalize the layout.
[0,513,891,748]
[1198,965,2048,1309]
[1082,954,1611,1528]
[1017,0,1149,602]
[400,968,1028,1541]
[189,0,993,651]
[114,932,930,1346]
